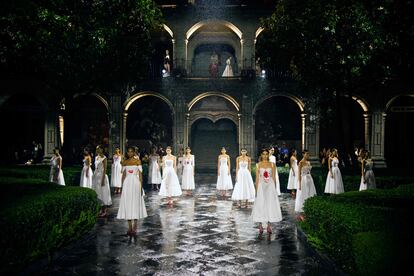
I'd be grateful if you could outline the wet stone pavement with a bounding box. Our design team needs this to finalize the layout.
[40,175,332,275]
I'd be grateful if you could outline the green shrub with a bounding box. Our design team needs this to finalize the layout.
[301,185,414,274]
[0,183,99,274]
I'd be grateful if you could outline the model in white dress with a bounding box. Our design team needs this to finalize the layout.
[216,148,233,196]
[80,153,92,188]
[159,147,182,206]
[231,152,255,207]
[117,165,147,220]
[324,154,344,194]
[252,150,282,235]
[359,154,375,191]
[295,154,317,213]
[111,150,123,193]
[148,150,162,190]
[287,151,298,195]
[49,150,65,186]
[269,150,281,195]
[181,148,195,195]
[177,152,184,183]
[222,57,234,77]
[93,151,112,217]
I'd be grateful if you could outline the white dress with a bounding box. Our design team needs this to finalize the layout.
[251,167,282,223]
[117,165,147,220]
[80,158,92,188]
[148,155,162,184]
[159,158,182,197]
[287,158,298,190]
[182,155,195,190]
[49,156,65,186]
[92,156,112,206]
[359,159,376,191]
[231,160,255,201]
[295,162,317,212]
[269,155,281,195]
[177,156,184,183]
[111,155,122,188]
[222,58,234,77]
[324,158,344,194]
[216,156,233,190]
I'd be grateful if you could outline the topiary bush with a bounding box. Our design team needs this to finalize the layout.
[0,181,99,274]
[301,184,414,275]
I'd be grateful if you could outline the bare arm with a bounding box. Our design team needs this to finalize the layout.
[192,155,195,175]
[138,160,143,184]
[361,159,365,182]
[218,156,220,176]
[58,156,62,170]
[227,155,231,175]
[255,163,260,190]
[102,158,107,186]
[235,157,239,176]
[272,162,276,183]
[248,157,251,173]
[290,156,295,176]
[328,157,333,178]
[298,161,303,190]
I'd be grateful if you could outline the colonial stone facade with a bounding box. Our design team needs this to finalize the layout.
[1,3,413,170]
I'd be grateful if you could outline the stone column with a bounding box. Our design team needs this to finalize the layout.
[301,113,306,151]
[184,113,190,147]
[109,94,122,157]
[304,113,320,166]
[43,110,60,162]
[363,112,371,151]
[172,39,176,68]
[238,113,242,152]
[120,112,128,153]
[173,95,185,154]
[370,111,387,168]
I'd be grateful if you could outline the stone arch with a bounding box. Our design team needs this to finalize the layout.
[349,94,369,112]
[386,93,414,110]
[253,92,305,114]
[163,24,174,38]
[188,92,240,112]
[122,91,175,153]
[123,91,174,113]
[185,20,244,74]
[255,27,265,43]
[73,92,110,112]
[186,20,243,40]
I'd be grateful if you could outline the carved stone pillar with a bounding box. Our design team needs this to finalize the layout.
[370,111,387,168]
[304,113,320,166]
[43,110,60,162]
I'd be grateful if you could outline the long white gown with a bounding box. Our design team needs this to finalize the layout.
[231,160,255,201]
[216,156,233,190]
[359,159,376,191]
[92,155,112,206]
[251,167,282,223]
[49,156,65,186]
[111,155,122,188]
[287,158,298,190]
[324,157,344,194]
[80,158,92,188]
[159,159,182,197]
[117,165,147,220]
[181,155,195,190]
[222,58,234,77]
[269,155,281,195]
[295,162,317,212]
[148,155,162,184]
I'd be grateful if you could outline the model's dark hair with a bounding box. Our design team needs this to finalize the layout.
[302,149,309,154]
[185,146,191,150]
[166,146,172,150]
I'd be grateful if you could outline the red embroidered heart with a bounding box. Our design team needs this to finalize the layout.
[263,171,269,178]
[128,170,134,173]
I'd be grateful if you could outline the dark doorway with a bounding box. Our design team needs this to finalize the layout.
[190,118,237,173]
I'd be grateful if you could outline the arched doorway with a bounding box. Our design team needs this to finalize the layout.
[151,24,174,78]
[254,95,303,163]
[191,118,238,173]
[0,94,45,164]
[385,95,414,169]
[187,92,240,172]
[125,94,173,155]
[186,20,243,76]
[64,94,109,164]
[319,96,366,159]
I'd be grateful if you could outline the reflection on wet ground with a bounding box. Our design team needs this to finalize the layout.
[41,175,332,275]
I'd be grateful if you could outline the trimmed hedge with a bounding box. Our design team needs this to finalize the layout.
[0,180,99,274]
[301,184,414,275]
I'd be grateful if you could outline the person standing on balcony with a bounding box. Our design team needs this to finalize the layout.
[222,56,234,77]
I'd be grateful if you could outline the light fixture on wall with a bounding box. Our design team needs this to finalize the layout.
[261,69,266,78]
